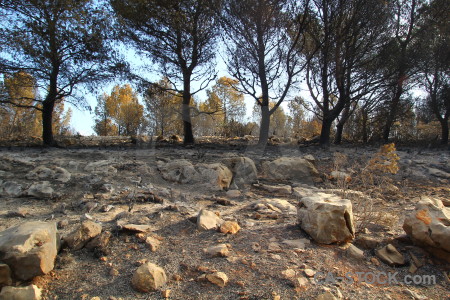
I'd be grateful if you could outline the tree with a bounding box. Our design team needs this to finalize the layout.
[94,84,144,136]
[0,0,117,145]
[144,78,184,137]
[304,0,390,146]
[415,0,450,144]
[380,0,425,142]
[111,0,220,144]
[202,76,246,137]
[220,0,310,146]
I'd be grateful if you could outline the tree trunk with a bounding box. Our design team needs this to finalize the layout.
[42,101,55,146]
[334,104,350,145]
[258,104,270,146]
[182,73,194,145]
[440,118,449,145]
[319,118,333,147]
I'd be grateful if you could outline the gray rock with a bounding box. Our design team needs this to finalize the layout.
[346,244,365,260]
[282,239,310,249]
[26,166,71,183]
[262,157,320,185]
[0,221,58,280]
[131,262,167,292]
[0,285,42,300]
[2,181,23,197]
[27,181,54,198]
[63,220,102,250]
[297,193,355,244]
[221,157,257,187]
[375,244,406,266]
[204,244,230,257]
[84,160,117,174]
[254,183,292,195]
[197,209,223,231]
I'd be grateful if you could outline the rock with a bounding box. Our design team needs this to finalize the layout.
[57,219,69,229]
[158,160,232,190]
[197,209,223,231]
[85,160,117,174]
[257,198,297,215]
[304,269,316,277]
[294,276,309,288]
[316,291,339,300]
[282,239,310,249]
[0,284,42,300]
[375,244,406,266]
[221,157,257,187]
[0,221,57,280]
[131,262,167,292]
[226,190,241,198]
[26,166,71,183]
[204,244,230,257]
[262,157,320,185]
[403,289,427,300]
[254,183,292,195]
[281,269,296,278]
[121,224,154,233]
[330,171,351,182]
[206,272,228,287]
[27,181,54,198]
[354,234,382,250]
[145,236,161,252]
[64,220,102,250]
[85,231,111,250]
[0,263,12,286]
[1,181,23,197]
[219,221,241,234]
[297,193,355,244]
[403,197,450,262]
[162,290,171,298]
[346,244,364,260]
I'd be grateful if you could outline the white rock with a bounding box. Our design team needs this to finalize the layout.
[206,272,228,287]
[27,181,54,198]
[197,209,223,231]
[257,198,297,215]
[0,285,41,300]
[1,181,23,197]
[0,222,57,280]
[298,193,355,244]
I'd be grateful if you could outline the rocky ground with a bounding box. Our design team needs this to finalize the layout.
[0,137,449,300]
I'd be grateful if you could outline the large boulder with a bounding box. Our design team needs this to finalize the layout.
[403,197,450,262]
[157,160,232,190]
[0,221,58,280]
[262,157,319,185]
[221,157,258,187]
[297,193,355,244]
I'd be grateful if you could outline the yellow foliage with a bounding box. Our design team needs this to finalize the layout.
[366,143,400,174]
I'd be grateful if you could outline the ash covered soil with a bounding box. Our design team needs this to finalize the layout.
[0,138,449,300]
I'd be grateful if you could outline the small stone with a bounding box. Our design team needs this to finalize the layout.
[268,242,282,252]
[172,274,182,281]
[122,224,154,233]
[409,263,418,274]
[403,289,427,300]
[204,244,229,257]
[101,205,115,212]
[281,269,296,278]
[316,291,338,300]
[294,276,309,288]
[0,285,41,300]
[375,244,406,266]
[252,242,261,252]
[226,190,241,198]
[282,239,310,249]
[64,220,102,250]
[219,221,241,234]
[90,297,101,300]
[197,209,223,231]
[131,262,167,292]
[304,269,316,277]
[206,272,228,287]
[271,254,282,260]
[370,257,380,266]
[346,244,364,260]
[145,236,161,252]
